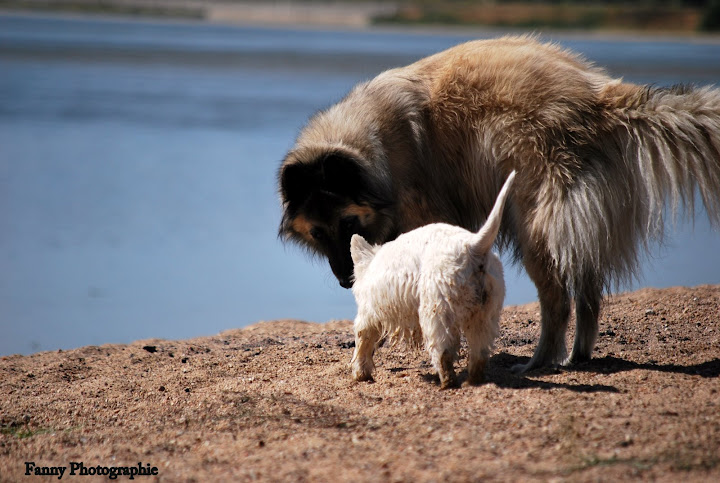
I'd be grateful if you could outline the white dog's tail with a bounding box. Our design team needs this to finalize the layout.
[472,170,516,254]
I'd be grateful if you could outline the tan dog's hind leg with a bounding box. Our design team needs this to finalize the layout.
[567,276,602,365]
[513,252,571,373]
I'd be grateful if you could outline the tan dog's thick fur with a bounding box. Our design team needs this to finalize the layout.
[278,36,720,373]
[350,171,515,388]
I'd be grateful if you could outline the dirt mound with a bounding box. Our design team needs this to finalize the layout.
[1,285,719,481]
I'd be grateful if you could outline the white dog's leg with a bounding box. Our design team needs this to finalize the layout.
[437,349,457,390]
[465,317,496,385]
[351,325,381,382]
[420,298,460,389]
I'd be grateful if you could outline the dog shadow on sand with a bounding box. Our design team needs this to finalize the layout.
[485,353,719,393]
[412,354,720,393]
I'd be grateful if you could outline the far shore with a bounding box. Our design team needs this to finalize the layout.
[2,2,720,45]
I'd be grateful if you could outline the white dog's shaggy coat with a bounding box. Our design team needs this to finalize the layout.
[350,171,516,388]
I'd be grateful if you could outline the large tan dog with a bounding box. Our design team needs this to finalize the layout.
[278,36,720,373]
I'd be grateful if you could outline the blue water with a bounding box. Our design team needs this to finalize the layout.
[1,13,719,355]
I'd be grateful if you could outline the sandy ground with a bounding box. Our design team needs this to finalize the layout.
[1,285,719,482]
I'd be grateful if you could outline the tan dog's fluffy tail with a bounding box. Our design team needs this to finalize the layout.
[547,83,720,291]
[610,84,720,228]
[473,170,516,255]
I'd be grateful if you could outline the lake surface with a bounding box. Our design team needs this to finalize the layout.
[1,13,719,355]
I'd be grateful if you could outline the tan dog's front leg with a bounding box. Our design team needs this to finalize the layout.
[351,326,381,382]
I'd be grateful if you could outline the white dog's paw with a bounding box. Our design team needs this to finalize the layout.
[353,372,374,383]
[351,363,375,383]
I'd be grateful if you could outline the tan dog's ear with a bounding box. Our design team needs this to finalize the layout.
[279,161,320,205]
[350,234,375,268]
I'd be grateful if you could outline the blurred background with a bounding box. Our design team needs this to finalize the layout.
[1,1,719,355]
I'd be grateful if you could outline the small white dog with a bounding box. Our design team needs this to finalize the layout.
[349,171,516,388]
